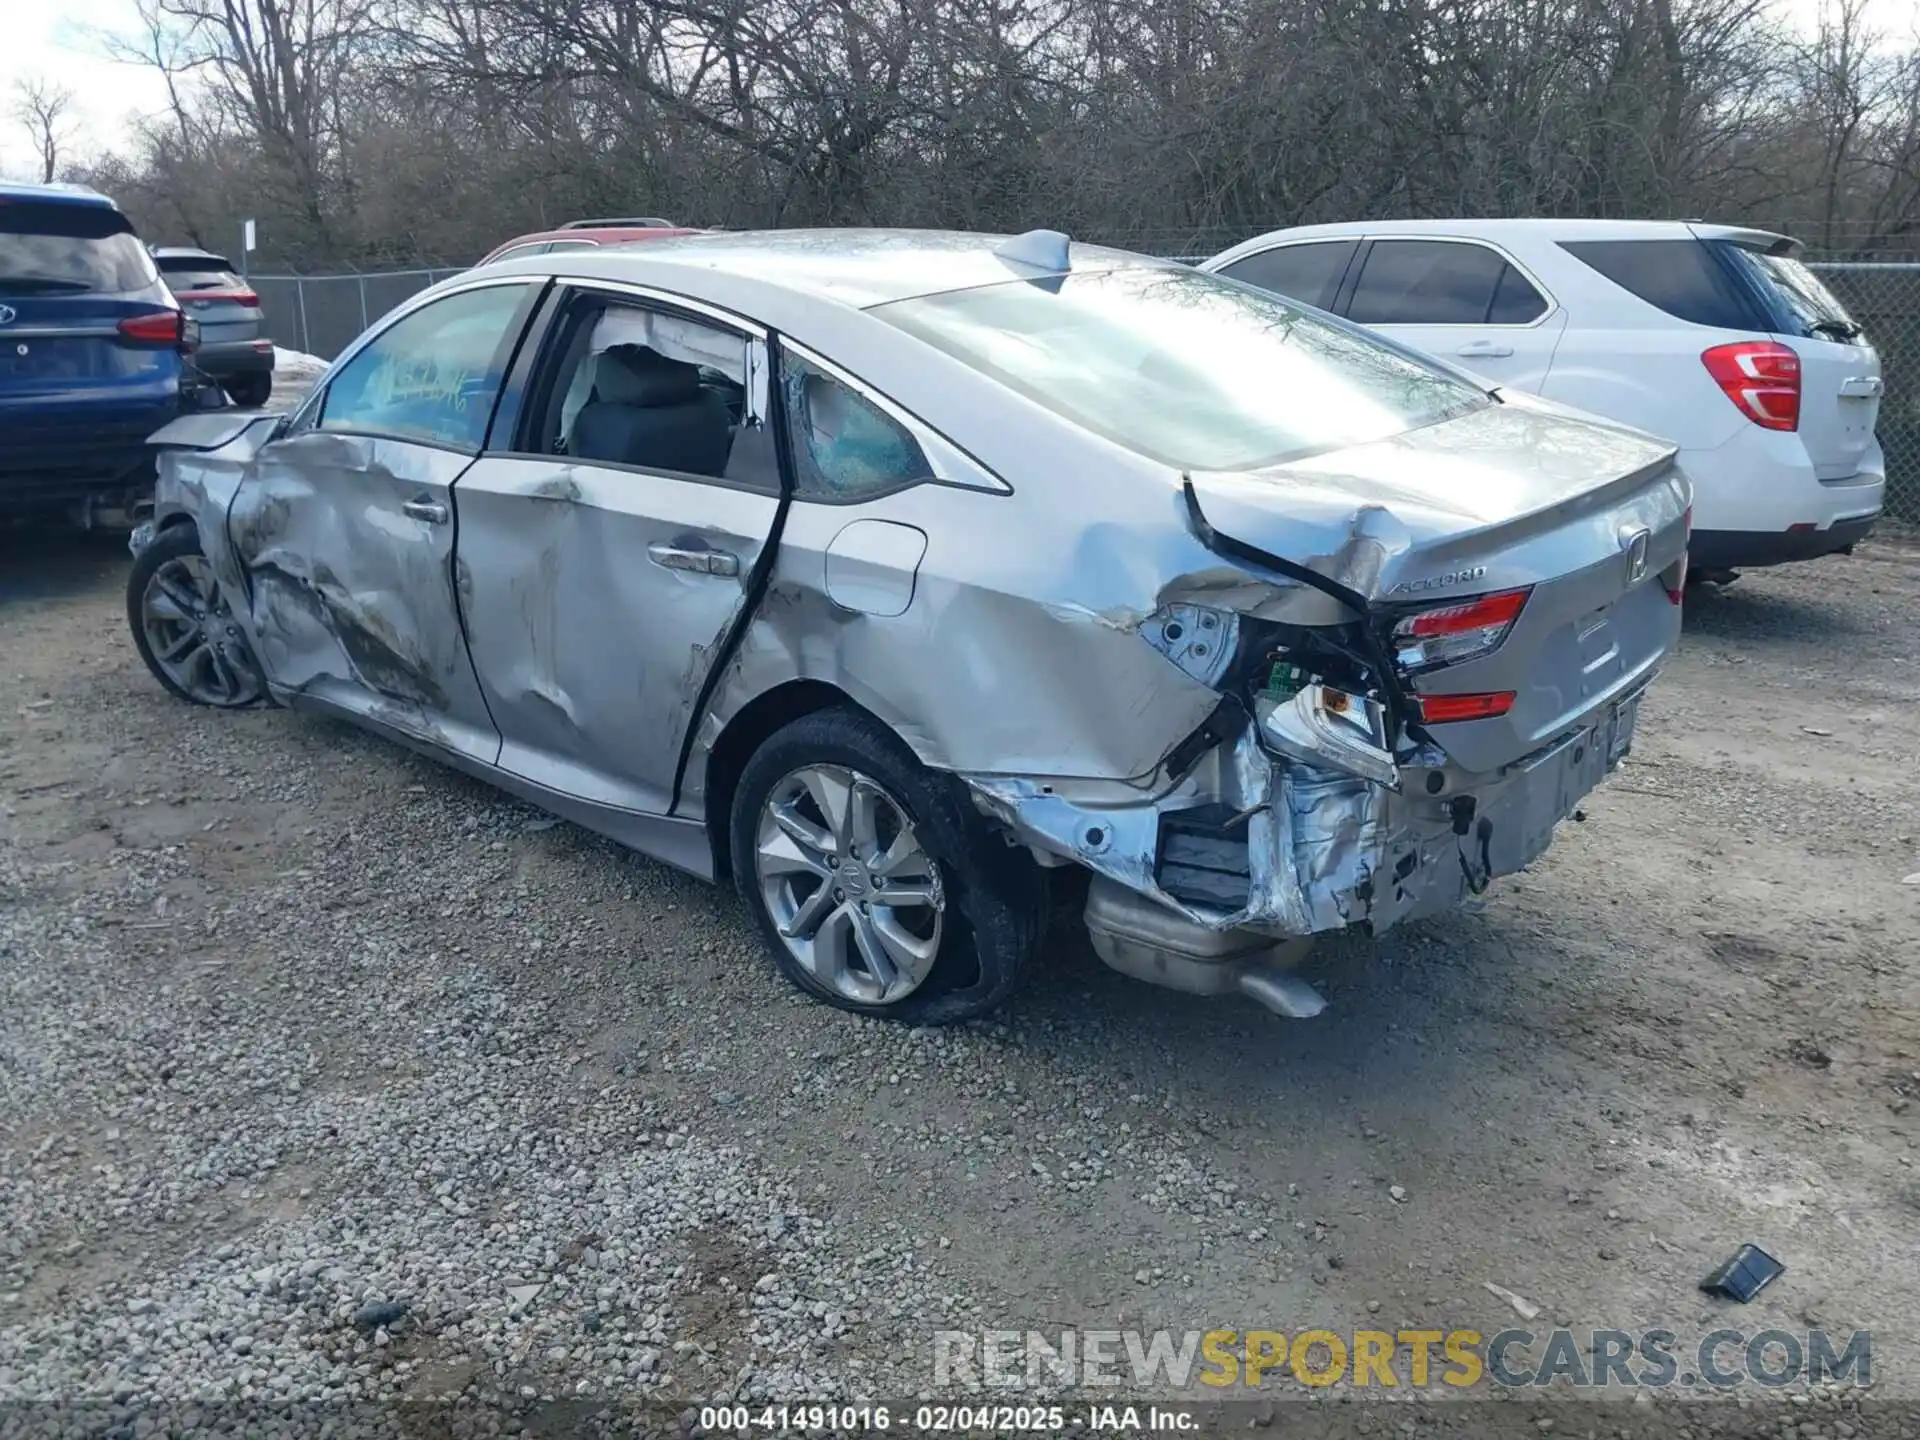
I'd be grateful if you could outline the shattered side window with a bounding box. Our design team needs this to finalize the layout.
[319,284,528,449]
[781,354,933,501]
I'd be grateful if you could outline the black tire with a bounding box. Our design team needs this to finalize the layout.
[126,524,266,708]
[730,706,1047,1024]
[225,372,274,408]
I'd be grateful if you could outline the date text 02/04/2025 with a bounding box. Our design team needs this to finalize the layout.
[696,1404,1202,1432]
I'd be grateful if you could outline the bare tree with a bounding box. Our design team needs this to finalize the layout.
[11,75,76,183]
[67,0,1920,268]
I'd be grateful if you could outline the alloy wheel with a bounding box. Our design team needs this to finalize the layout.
[752,764,946,1005]
[140,554,265,707]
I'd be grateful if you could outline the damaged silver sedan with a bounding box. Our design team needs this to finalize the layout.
[127,229,1689,1023]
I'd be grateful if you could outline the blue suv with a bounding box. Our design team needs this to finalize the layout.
[0,182,199,522]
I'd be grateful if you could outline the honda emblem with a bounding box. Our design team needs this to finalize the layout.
[1622,528,1651,584]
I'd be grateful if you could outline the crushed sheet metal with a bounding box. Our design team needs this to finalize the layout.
[966,690,1640,939]
[226,436,478,722]
[1137,604,1239,687]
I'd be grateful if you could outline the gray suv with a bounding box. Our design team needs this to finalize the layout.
[152,247,274,407]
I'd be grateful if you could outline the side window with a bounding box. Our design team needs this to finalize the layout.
[319,284,528,448]
[544,240,597,254]
[491,242,551,263]
[781,353,932,502]
[525,291,777,489]
[1488,263,1549,324]
[1560,240,1761,330]
[1216,240,1357,311]
[1347,240,1513,325]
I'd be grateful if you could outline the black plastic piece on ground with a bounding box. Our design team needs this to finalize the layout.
[1699,1244,1784,1302]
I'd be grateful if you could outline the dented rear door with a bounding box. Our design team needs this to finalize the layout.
[452,284,781,817]
[225,279,541,762]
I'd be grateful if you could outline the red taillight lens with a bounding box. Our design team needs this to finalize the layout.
[1392,587,1530,672]
[185,288,259,305]
[118,311,185,346]
[1415,691,1517,723]
[1702,341,1800,431]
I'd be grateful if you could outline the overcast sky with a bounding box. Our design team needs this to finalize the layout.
[0,0,1910,185]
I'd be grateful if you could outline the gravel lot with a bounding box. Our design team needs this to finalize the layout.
[2,413,1917,1432]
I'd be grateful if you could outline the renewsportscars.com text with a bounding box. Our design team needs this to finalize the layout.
[932,1327,1872,1391]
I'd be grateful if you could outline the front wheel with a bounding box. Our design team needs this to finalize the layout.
[126,525,266,708]
[729,706,1046,1024]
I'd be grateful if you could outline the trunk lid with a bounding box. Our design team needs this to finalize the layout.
[1187,398,1690,774]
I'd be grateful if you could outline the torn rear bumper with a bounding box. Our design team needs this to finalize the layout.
[966,682,1645,946]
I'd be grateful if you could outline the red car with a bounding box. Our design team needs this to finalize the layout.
[477,217,703,266]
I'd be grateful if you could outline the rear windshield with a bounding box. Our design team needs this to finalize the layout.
[158,259,243,291]
[0,201,155,294]
[1725,247,1863,342]
[871,266,1488,471]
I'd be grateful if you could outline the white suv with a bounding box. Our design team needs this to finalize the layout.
[1202,219,1885,574]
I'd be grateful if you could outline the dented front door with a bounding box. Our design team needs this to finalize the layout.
[225,280,538,762]
[452,287,781,817]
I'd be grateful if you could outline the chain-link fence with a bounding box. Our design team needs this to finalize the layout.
[250,257,1918,524]
[250,268,467,363]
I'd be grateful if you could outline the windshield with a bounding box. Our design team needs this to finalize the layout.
[0,202,156,294]
[871,266,1488,471]
[1729,247,1863,342]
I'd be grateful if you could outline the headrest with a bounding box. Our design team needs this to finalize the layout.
[593,344,701,407]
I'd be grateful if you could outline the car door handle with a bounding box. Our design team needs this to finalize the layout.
[1456,341,1514,358]
[401,498,449,524]
[648,542,739,577]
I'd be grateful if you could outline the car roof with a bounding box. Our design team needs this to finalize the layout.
[511,227,1171,309]
[0,180,117,210]
[1212,217,1797,260]
[484,226,702,258]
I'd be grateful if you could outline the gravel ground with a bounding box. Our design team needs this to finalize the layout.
[1,424,1917,1434]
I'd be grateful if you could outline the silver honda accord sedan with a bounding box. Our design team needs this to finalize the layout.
[127,228,1690,1024]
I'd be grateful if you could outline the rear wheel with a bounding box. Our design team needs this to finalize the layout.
[127,525,265,708]
[730,706,1046,1024]
[225,372,273,408]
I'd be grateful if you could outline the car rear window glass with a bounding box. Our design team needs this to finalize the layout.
[783,353,932,500]
[1559,239,1760,329]
[1488,263,1549,324]
[1347,240,1516,325]
[1215,240,1356,310]
[158,261,244,291]
[873,265,1488,472]
[0,201,156,294]
[1721,245,1864,342]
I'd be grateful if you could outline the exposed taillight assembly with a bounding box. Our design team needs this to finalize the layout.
[1702,341,1800,431]
[118,311,188,347]
[1391,587,1530,673]
[1415,691,1516,724]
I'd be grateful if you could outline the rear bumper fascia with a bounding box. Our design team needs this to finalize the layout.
[0,439,165,513]
[965,683,1646,941]
[1691,511,1880,569]
[192,340,275,378]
